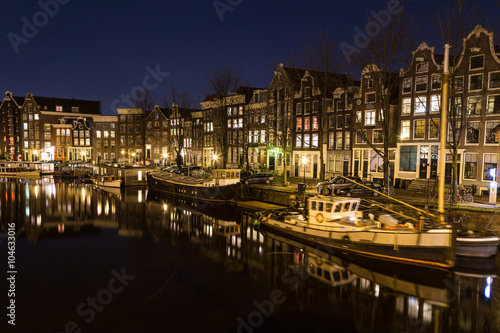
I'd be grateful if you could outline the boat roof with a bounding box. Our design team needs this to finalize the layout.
[309,195,361,204]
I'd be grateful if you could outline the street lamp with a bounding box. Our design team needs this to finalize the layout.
[301,155,308,183]
[212,154,218,169]
[490,168,497,204]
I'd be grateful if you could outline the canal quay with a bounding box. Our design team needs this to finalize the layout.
[1,177,500,333]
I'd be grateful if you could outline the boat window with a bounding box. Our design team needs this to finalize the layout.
[325,203,332,212]
[309,265,315,274]
[325,271,332,281]
[334,204,342,212]
[310,201,317,211]
[226,172,230,178]
[317,267,323,277]
[318,202,323,212]
[230,172,235,178]
[341,203,349,212]
[351,202,357,210]
[333,271,341,280]
[236,172,239,178]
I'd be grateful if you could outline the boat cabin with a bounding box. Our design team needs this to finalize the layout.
[211,169,240,186]
[213,220,240,236]
[307,196,362,224]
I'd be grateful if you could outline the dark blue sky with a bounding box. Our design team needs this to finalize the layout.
[1,0,498,115]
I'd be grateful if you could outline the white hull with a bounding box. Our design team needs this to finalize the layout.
[456,236,499,258]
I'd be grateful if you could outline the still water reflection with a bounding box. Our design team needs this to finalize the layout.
[1,178,499,333]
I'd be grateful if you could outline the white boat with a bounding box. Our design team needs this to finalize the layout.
[456,231,499,258]
[0,163,41,178]
[92,175,122,188]
[259,195,454,268]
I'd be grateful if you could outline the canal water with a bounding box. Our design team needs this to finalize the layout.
[1,178,499,333]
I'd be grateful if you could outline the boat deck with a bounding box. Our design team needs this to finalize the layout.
[237,201,286,211]
[152,171,212,185]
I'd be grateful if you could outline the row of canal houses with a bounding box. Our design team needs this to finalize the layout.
[1,25,499,191]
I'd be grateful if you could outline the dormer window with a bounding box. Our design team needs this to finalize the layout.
[71,106,79,113]
[416,62,428,73]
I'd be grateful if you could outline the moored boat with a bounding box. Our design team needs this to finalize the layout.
[92,175,122,188]
[147,169,243,203]
[0,163,41,179]
[456,231,499,258]
[259,195,455,268]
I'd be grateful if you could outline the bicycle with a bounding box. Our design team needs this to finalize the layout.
[447,187,474,204]
[382,187,394,196]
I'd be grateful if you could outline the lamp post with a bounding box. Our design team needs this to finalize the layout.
[163,153,167,168]
[212,154,218,169]
[301,155,308,183]
[490,168,497,204]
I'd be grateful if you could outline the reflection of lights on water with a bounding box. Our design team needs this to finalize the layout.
[111,202,116,215]
[374,284,380,297]
[37,215,41,226]
[485,276,492,299]
[138,191,142,203]
[105,201,109,215]
[97,201,102,215]
[34,185,39,199]
[163,204,168,211]
[82,188,86,202]
[259,246,263,255]
[25,187,29,200]
[58,224,65,233]
[25,207,30,217]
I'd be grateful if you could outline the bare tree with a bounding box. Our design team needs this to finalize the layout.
[349,3,416,188]
[299,27,349,181]
[131,88,156,166]
[162,82,197,110]
[435,0,489,202]
[162,82,197,170]
[204,63,243,168]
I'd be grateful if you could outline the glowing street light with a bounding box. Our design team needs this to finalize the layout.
[490,168,497,204]
[212,154,218,169]
[301,155,308,183]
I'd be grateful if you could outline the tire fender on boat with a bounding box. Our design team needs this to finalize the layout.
[342,235,350,242]
[316,213,324,223]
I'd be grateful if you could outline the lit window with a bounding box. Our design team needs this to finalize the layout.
[365,111,375,125]
[414,96,427,113]
[402,98,411,114]
[467,96,482,115]
[430,95,440,112]
[401,120,410,139]
[414,120,425,138]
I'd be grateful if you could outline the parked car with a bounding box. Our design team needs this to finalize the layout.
[241,173,275,185]
[316,176,361,195]
[178,166,201,176]
[336,181,383,197]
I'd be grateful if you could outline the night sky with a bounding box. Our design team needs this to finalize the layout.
[1,0,499,115]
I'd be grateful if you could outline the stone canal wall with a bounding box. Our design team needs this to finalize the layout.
[242,186,310,206]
